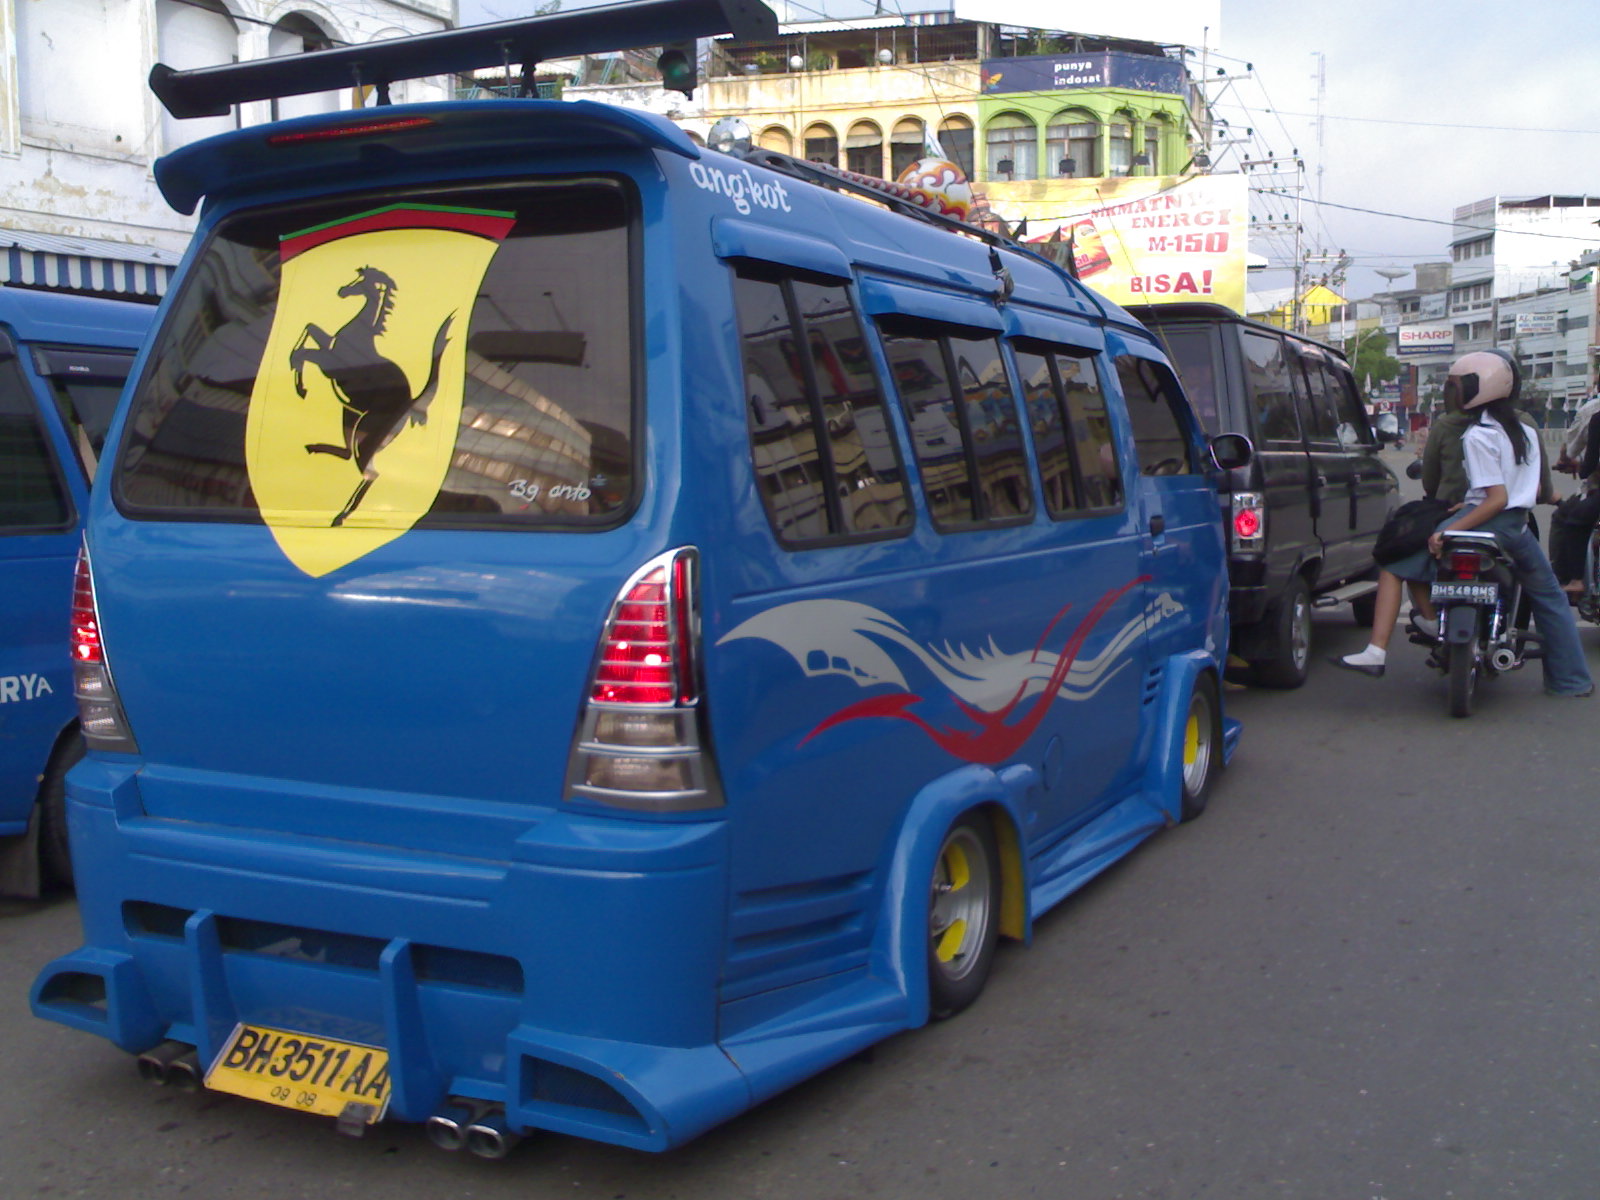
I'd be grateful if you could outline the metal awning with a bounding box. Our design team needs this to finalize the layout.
[0,229,181,299]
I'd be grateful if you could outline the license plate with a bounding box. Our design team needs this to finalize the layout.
[205,1023,391,1124]
[1431,582,1498,604]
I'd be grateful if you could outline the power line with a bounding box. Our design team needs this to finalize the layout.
[1259,109,1600,136]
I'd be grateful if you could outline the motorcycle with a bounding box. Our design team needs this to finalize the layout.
[1577,527,1600,625]
[1410,529,1539,717]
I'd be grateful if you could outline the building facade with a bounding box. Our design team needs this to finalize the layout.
[0,0,454,300]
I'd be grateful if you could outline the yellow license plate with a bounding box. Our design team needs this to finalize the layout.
[205,1023,391,1123]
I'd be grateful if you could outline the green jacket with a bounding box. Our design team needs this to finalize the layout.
[1421,409,1551,506]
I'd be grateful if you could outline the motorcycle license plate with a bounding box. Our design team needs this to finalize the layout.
[204,1023,391,1123]
[1431,582,1498,604]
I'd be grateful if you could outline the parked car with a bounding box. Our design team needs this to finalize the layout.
[1129,302,1400,687]
[0,287,153,895]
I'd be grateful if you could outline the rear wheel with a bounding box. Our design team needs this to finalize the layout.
[927,813,1001,1019]
[1179,674,1221,821]
[38,734,85,888]
[1447,639,1477,718]
[1252,576,1311,689]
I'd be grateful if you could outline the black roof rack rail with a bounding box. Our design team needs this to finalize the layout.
[150,0,778,119]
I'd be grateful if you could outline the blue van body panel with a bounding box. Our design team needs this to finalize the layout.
[35,95,1241,1151]
[0,290,151,838]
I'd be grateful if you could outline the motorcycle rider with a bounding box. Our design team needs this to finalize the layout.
[1333,351,1592,696]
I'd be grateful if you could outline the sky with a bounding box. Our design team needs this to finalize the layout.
[456,0,1600,300]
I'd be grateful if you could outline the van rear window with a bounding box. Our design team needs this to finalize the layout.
[115,179,636,528]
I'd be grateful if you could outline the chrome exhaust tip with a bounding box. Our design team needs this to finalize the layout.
[464,1109,523,1159]
[427,1098,494,1152]
[136,1040,192,1086]
[1490,647,1517,672]
[166,1050,203,1092]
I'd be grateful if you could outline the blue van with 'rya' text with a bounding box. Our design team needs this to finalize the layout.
[33,0,1248,1156]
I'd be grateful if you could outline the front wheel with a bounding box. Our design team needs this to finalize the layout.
[927,813,1001,1019]
[1179,674,1221,821]
[1447,639,1477,718]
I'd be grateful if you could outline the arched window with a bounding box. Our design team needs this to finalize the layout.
[803,122,839,167]
[1140,116,1168,175]
[985,112,1036,181]
[1045,110,1099,178]
[938,116,975,181]
[1108,112,1134,175]
[758,125,793,155]
[845,120,884,177]
[890,117,925,179]
[269,13,340,121]
[156,0,239,151]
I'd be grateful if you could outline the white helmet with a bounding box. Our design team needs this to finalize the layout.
[1447,350,1519,410]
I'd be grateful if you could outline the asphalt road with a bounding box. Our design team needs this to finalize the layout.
[3,453,1597,1198]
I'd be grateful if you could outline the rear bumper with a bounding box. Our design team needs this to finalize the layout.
[32,758,749,1151]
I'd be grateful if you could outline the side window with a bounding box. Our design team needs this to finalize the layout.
[1013,341,1123,515]
[1116,354,1196,476]
[1156,327,1221,434]
[0,358,72,531]
[1240,329,1302,444]
[734,269,909,544]
[36,350,138,481]
[879,319,1033,529]
[1292,346,1342,443]
[1322,363,1370,448]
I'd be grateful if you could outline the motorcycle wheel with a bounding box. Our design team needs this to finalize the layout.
[1447,639,1476,718]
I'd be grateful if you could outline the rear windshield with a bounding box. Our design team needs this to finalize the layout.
[115,177,637,528]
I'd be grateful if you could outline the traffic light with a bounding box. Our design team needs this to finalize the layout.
[657,41,697,97]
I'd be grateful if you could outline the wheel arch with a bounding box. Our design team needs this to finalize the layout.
[1140,651,1230,824]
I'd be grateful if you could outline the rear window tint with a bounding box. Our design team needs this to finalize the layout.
[115,178,637,528]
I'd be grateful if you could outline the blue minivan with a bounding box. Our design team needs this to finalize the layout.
[34,2,1248,1155]
[0,287,152,894]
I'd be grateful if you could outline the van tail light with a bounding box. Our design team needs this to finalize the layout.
[71,546,139,754]
[566,548,721,813]
[1231,492,1265,550]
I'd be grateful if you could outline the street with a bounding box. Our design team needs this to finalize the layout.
[3,587,1598,1197]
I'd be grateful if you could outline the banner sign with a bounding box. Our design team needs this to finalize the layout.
[1396,323,1454,356]
[1019,174,1248,313]
[1513,311,1558,336]
[979,52,1186,96]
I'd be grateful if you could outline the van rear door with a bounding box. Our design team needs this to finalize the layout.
[96,176,643,856]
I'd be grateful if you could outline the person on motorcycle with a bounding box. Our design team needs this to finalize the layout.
[1549,400,1600,596]
[1333,351,1593,697]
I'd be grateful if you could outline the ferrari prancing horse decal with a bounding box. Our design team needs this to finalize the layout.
[246,204,515,577]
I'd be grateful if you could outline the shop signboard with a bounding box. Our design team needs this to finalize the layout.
[1397,323,1453,356]
[979,52,1186,95]
[1513,311,1559,336]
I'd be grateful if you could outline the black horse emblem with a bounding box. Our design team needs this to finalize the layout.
[290,266,454,527]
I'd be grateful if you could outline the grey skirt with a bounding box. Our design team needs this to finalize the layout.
[1383,506,1530,583]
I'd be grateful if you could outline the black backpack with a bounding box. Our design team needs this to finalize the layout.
[1372,497,1452,566]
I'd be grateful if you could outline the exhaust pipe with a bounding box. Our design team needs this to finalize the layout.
[1490,646,1518,672]
[136,1040,193,1086]
[465,1108,524,1159]
[426,1098,493,1152]
[166,1049,204,1091]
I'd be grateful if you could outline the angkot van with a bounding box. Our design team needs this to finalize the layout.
[33,1,1250,1155]
[0,287,153,894]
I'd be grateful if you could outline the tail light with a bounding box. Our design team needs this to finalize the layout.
[1447,550,1487,580]
[566,548,721,813]
[1231,491,1265,550]
[71,546,139,753]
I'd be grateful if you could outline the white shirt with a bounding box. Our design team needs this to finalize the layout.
[1462,415,1542,511]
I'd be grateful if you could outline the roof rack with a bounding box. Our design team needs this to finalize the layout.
[150,0,778,120]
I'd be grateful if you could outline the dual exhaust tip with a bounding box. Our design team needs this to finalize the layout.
[137,1043,522,1158]
[426,1099,523,1159]
[137,1040,202,1090]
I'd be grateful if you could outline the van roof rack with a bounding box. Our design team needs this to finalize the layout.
[150,0,779,119]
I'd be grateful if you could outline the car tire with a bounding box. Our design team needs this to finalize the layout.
[1179,673,1221,822]
[927,812,1001,1020]
[39,733,85,889]
[1251,576,1312,689]
[1350,591,1377,629]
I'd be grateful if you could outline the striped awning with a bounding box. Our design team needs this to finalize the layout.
[1,229,181,299]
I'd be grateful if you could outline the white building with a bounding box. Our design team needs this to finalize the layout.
[0,0,455,300]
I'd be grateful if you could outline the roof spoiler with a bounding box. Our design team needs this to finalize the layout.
[149,0,779,119]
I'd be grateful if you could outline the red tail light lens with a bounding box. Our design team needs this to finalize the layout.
[1233,508,1261,539]
[593,569,674,704]
[1448,551,1484,579]
[266,117,435,145]
[72,553,103,665]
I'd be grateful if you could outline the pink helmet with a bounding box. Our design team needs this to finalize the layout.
[1447,351,1518,410]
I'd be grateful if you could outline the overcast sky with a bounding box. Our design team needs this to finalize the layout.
[457,0,1600,299]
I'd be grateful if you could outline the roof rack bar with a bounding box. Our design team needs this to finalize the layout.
[149,0,778,119]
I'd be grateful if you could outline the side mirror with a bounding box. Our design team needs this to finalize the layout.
[1209,431,1253,472]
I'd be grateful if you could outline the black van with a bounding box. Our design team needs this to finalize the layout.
[1130,303,1399,687]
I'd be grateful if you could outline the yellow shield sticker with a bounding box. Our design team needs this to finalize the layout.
[246,205,515,577]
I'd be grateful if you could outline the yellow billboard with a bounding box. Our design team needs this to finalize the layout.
[997,174,1249,313]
